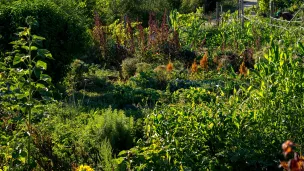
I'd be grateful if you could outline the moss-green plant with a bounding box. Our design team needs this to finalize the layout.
[121,58,139,79]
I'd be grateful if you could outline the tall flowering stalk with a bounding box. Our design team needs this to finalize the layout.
[93,12,107,58]
[191,60,198,73]
[200,52,208,70]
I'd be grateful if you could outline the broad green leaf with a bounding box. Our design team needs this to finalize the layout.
[113,157,125,165]
[13,56,22,65]
[0,62,6,70]
[15,94,27,100]
[21,46,29,51]
[45,53,53,59]
[37,49,54,59]
[34,67,41,78]
[36,83,46,89]
[32,35,45,41]
[40,74,52,84]
[118,150,128,157]
[30,46,38,51]
[36,60,47,70]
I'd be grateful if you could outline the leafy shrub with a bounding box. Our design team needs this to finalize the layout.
[79,108,134,154]
[168,79,222,92]
[63,59,89,95]
[172,87,217,104]
[129,71,158,89]
[121,58,139,79]
[0,0,91,82]
[135,62,153,73]
[37,105,134,169]
[101,85,161,109]
[117,41,304,171]
[117,96,257,170]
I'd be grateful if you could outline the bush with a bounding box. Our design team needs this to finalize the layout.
[129,71,159,89]
[136,62,153,73]
[37,105,134,169]
[0,0,91,82]
[121,58,139,79]
[116,42,304,171]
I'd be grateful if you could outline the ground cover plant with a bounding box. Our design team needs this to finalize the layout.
[0,0,303,170]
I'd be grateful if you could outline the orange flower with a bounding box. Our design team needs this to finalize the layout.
[239,61,247,75]
[280,141,304,171]
[289,153,304,171]
[166,61,173,72]
[200,52,208,70]
[282,140,295,157]
[279,161,289,170]
[191,61,198,73]
[280,156,304,171]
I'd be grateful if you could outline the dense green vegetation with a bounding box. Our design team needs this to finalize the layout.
[0,0,303,170]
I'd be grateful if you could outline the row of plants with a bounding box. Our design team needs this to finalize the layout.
[116,41,304,170]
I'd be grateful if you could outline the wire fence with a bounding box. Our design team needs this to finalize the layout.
[241,3,304,43]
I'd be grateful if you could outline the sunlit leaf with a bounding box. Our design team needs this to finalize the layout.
[13,56,22,65]
[40,74,52,84]
[32,35,45,41]
[37,49,54,59]
[36,60,47,70]
[36,83,46,89]
[21,46,29,51]
[30,46,38,51]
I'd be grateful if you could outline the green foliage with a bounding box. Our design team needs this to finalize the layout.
[258,0,301,13]
[95,0,172,24]
[37,105,134,169]
[63,59,89,103]
[1,2,303,170]
[99,139,116,170]
[0,16,53,170]
[117,43,304,170]
[0,0,91,82]
[135,62,153,73]
[121,58,139,79]
[129,71,159,89]
[172,87,217,103]
[169,8,205,51]
[258,0,270,14]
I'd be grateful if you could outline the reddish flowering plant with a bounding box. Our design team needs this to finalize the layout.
[239,61,248,76]
[191,60,198,73]
[166,61,173,72]
[200,52,208,70]
[279,140,304,171]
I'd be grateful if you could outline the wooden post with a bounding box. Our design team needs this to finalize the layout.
[269,0,272,24]
[241,0,244,28]
[124,15,127,28]
[238,0,241,19]
[216,1,219,26]
[220,4,223,25]
[271,1,276,17]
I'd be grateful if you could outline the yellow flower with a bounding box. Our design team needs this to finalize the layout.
[76,165,94,171]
